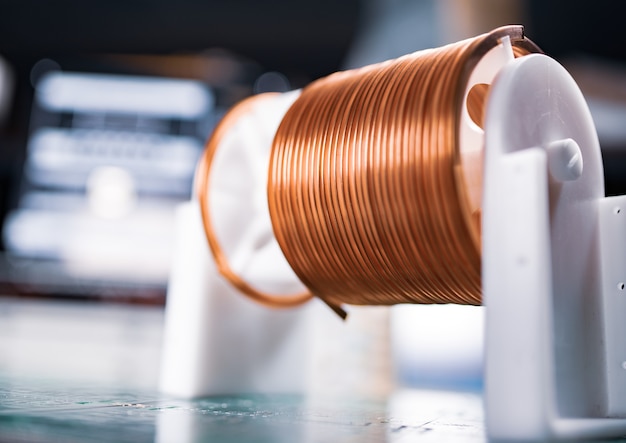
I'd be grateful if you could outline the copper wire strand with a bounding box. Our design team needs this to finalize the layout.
[398,48,450,302]
[426,43,476,303]
[294,87,349,288]
[330,65,391,297]
[358,62,413,298]
[374,57,432,302]
[197,25,540,315]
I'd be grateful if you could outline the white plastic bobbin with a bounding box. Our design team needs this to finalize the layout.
[459,35,515,214]
[483,53,626,440]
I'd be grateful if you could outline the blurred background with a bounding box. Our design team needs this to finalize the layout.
[0,0,625,390]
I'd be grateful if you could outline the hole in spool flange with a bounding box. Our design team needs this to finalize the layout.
[466,83,490,130]
[619,282,625,291]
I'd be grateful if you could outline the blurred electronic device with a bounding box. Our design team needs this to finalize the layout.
[0,71,215,300]
[0,56,13,127]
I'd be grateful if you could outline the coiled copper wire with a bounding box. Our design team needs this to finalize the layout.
[197,25,540,316]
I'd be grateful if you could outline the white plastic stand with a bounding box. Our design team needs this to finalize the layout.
[483,53,626,440]
[159,200,314,396]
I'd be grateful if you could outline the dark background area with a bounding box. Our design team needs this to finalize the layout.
[0,0,363,300]
[0,0,362,236]
[526,0,626,196]
[0,0,361,80]
[526,0,626,63]
[1,0,626,300]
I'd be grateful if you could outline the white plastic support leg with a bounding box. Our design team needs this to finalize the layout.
[159,201,312,397]
[483,147,556,439]
[599,195,626,417]
[483,52,626,440]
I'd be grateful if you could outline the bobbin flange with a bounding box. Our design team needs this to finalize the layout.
[483,52,626,440]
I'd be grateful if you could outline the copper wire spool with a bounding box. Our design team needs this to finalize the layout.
[198,25,541,315]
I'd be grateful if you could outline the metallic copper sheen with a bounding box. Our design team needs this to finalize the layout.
[197,26,541,315]
[267,26,539,312]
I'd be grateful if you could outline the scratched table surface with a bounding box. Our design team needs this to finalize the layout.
[0,377,486,443]
[0,297,623,443]
[0,297,487,442]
